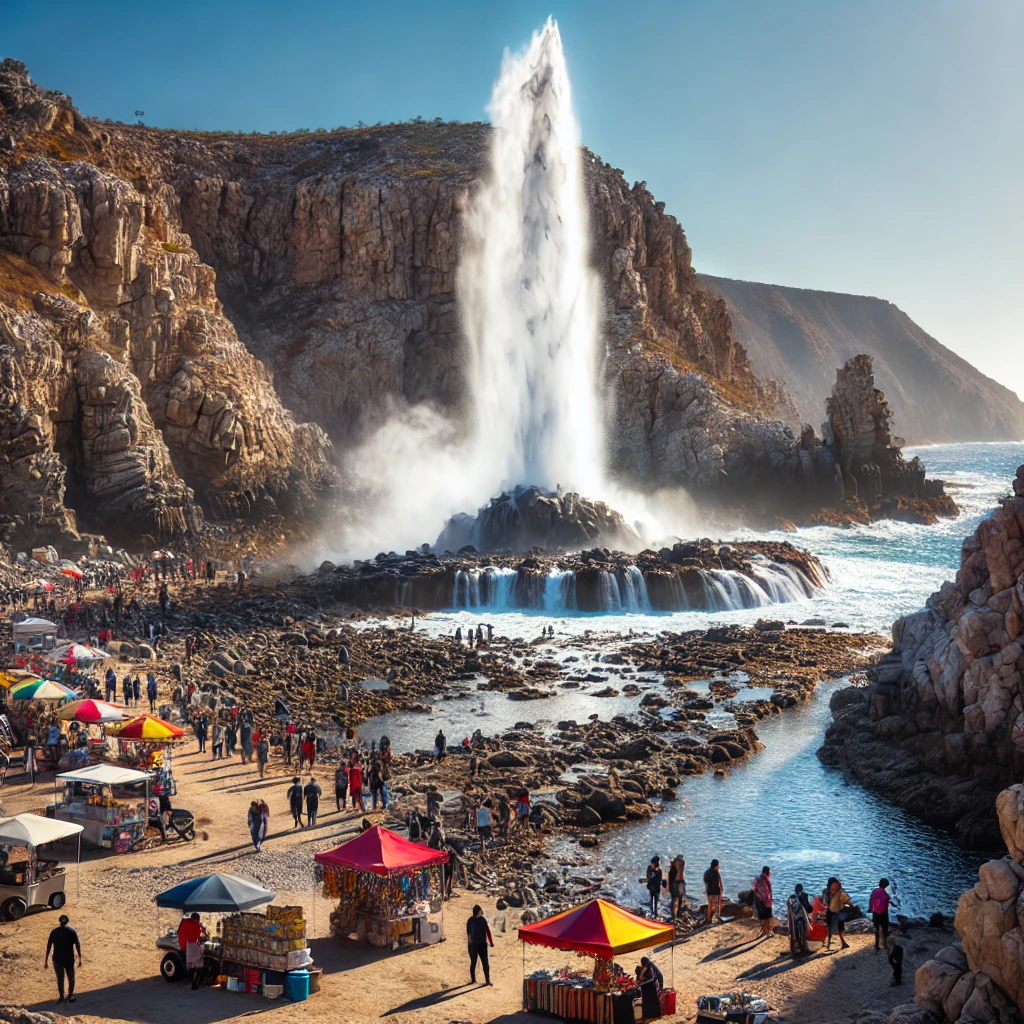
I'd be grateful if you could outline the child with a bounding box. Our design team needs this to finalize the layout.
[887,935,904,986]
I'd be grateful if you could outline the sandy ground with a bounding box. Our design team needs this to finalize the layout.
[0,737,949,1023]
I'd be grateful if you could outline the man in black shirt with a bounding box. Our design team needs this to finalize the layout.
[703,858,723,924]
[45,914,82,1003]
[287,776,304,828]
[303,776,322,827]
[466,905,493,985]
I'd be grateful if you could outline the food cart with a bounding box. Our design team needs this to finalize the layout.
[52,763,150,851]
[519,899,676,1024]
[105,715,183,795]
[155,873,316,1000]
[0,813,83,921]
[315,825,447,949]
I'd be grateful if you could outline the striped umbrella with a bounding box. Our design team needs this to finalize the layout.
[0,669,42,689]
[44,643,111,664]
[106,715,185,741]
[9,679,77,701]
[56,699,128,723]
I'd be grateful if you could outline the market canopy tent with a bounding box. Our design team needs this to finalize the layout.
[43,643,111,664]
[106,715,184,741]
[56,699,127,723]
[156,873,276,912]
[0,669,41,689]
[314,825,448,876]
[12,617,57,636]
[0,813,83,847]
[56,763,150,786]
[518,899,674,958]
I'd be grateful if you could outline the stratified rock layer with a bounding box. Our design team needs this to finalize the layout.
[818,464,1024,846]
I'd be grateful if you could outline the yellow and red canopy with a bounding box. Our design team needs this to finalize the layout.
[518,898,674,958]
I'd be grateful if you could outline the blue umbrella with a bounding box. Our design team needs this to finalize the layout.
[155,872,275,912]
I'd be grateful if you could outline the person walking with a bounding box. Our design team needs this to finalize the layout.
[870,878,892,950]
[751,866,774,937]
[122,673,132,707]
[211,722,224,760]
[45,913,82,1003]
[146,673,157,714]
[466,905,494,985]
[284,720,296,765]
[645,856,665,918]
[240,717,253,764]
[224,719,237,757]
[334,764,349,811]
[497,794,511,840]
[668,854,686,919]
[703,859,723,924]
[287,777,304,828]
[132,675,141,708]
[256,734,269,779]
[194,713,208,754]
[434,729,446,763]
[476,800,493,859]
[248,800,268,852]
[301,733,317,771]
[370,758,390,810]
[303,776,321,827]
[105,666,116,702]
[515,790,530,831]
[349,760,364,811]
[826,877,852,951]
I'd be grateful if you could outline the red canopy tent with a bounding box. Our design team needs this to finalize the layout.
[314,827,448,947]
[314,825,448,876]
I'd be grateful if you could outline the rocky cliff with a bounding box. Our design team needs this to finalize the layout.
[0,59,956,546]
[909,785,1024,1024]
[700,275,1024,445]
[818,463,1024,846]
[0,60,335,546]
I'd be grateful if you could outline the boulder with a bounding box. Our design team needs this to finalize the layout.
[914,958,965,1016]
[980,860,1022,903]
[886,1005,940,1024]
[487,751,529,769]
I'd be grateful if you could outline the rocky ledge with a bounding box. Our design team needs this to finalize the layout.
[311,538,828,613]
[818,464,1024,848]
[907,784,1024,1024]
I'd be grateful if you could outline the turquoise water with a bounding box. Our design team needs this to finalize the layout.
[370,443,1024,917]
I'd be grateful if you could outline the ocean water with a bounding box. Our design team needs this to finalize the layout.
[369,443,1023,917]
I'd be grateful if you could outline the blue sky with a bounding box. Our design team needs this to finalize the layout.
[3,0,1021,398]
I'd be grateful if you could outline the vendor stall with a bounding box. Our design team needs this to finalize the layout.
[105,715,183,793]
[12,618,57,651]
[155,873,316,1000]
[315,825,447,949]
[0,813,83,921]
[519,899,676,1024]
[53,763,150,851]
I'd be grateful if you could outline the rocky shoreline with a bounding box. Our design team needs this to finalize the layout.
[817,463,1024,850]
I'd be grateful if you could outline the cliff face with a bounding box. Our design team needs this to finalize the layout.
[818,463,1024,846]
[0,60,335,544]
[0,59,956,545]
[699,274,1024,445]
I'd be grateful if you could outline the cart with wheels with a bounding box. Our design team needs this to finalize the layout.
[0,813,83,922]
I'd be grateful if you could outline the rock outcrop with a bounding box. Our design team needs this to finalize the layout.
[436,486,642,553]
[908,784,1024,1024]
[818,464,1024,846]
[0,59,335,544]
[698,274,1024,446]
[822,355,956,525]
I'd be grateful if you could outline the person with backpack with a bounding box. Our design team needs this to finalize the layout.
[334,764,349,811]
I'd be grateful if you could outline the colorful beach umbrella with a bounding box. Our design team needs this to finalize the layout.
[518,899,675,958]
[0,669,42,689]
[60,566,84,580]
[56,699,128,723]
[106,715,184,741]
[9,678,77,702]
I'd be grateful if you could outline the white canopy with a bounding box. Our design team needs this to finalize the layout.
[13,617,57,636]
[56,764,150,786]
[0,812,84,847]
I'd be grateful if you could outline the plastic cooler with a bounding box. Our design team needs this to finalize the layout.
[284,969,310,1002]
[660,989,677,1016]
